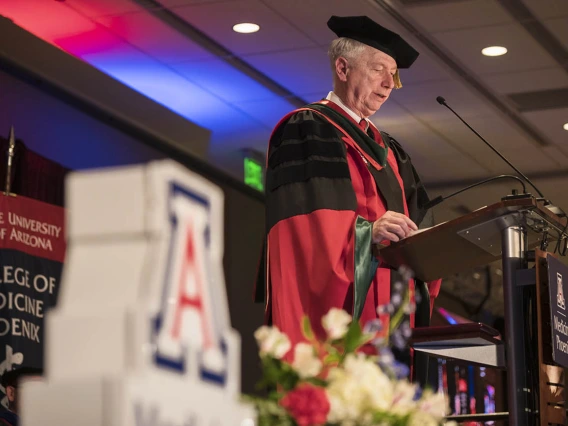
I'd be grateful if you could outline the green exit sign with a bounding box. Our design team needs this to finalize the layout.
[244,157,264,192]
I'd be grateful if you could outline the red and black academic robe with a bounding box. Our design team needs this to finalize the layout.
[256,100,441,360]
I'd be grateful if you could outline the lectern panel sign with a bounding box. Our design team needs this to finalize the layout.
[548,256,568,367]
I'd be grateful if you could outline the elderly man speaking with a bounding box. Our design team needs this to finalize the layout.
[257,15,441,369]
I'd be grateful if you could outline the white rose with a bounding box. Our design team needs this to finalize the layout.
[417,389,449,419]
[326,354,394,424]
[326,370,365,424]
[390,380,418,415]
[408,412,439,426]
[292,343,322,378]
[343,354,393,411]
[254,326,291,359]
[322,308,352,340]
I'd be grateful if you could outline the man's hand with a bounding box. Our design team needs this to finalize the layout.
[372,211,418,243]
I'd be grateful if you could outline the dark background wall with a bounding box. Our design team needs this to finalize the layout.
[223,186,266,394]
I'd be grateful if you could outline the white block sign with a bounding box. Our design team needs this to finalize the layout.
[20,160,254,426]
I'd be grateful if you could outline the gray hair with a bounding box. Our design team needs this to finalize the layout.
[327,37,403,89]
[327,37,368,71]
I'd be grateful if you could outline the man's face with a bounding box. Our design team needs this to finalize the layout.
[343,48,397,117]
[6,384,16,413]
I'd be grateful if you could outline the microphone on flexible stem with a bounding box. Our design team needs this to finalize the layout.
[436,97,567,255]
[423,174,527,210]
[435,96,545,199]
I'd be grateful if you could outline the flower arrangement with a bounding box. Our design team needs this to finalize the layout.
[247,307,454,426]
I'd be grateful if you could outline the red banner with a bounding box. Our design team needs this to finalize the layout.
[0,195,65,263]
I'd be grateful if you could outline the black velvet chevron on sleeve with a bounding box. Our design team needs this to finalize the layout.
[265,110,358,232]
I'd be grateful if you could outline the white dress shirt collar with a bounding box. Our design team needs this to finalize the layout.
[325,91,370,130]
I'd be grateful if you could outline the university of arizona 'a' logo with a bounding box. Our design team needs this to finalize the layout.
[151,181,227,387]
[558,272,565,310]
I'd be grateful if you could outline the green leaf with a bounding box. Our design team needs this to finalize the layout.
[323,352,342,365]
[389,289,410,334]
[242,395,295,426]
[343,320,363,353]
[358,332,375,347]
[257,357,300,392]
[371,410,410,426]
[304,377,327,387]
[301,315,315,341]
[267,390,283,401]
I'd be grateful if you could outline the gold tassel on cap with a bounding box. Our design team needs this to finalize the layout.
[394,69,402,89]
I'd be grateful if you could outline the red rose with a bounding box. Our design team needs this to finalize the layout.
[279,383,330,426]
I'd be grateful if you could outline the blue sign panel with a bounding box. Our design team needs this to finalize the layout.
[548,256,568,367]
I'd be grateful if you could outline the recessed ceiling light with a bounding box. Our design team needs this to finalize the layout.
[233,23,260,34]
[482,46,508,57]
[563,123,568,131]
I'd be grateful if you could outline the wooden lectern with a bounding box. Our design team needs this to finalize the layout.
[376,195,568,426]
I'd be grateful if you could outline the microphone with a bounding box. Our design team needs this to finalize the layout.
[423,174,527,210]
[436,96,568,255]
[435,96,544,198]
[440,96,568,256]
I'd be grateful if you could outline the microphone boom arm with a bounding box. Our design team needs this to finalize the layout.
[436,96,544,198]
[424,174,527,210]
